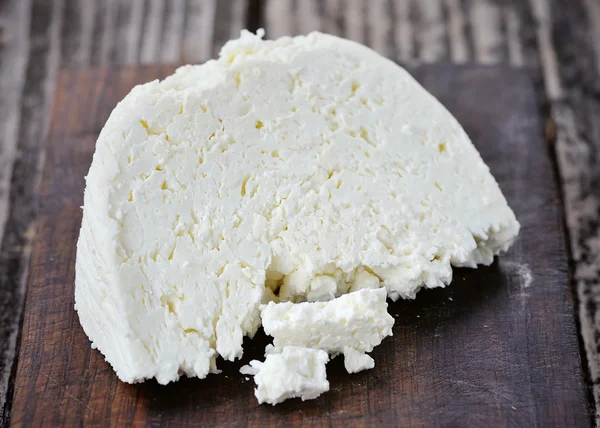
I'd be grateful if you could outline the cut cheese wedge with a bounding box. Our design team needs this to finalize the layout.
[75,29,519,385]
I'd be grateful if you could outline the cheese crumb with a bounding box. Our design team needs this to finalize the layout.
[245,347,330,405]
[343,347,375,373]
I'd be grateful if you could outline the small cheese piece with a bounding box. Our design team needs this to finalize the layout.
[349,270,381,293]
[343,347,375,373]
[307,275,337,301]
[261,288,394,357]
[246,347,330,405]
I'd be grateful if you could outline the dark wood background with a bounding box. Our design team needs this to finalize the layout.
[8,63,592,427]
[0,0,599,426]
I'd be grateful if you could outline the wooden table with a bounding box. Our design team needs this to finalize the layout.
[0,0,599,426]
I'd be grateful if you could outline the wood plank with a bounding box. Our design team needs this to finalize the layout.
[261,0,527,66]
[181,0,217,63]
[213,0,247,56]
[0,0,29,273]
[0,0,59,424]
[2,0,600,424]
[365,0,391,56]
[159,0,185,63]
[114,0,145,65]
[544,0,600,422]
[83,0,249,66]
[414,0,447,62]
[322,0,343,36]
[444,0,469,63]
[393,0,416,61]
[264,0,295,38]
[0,2,250,425]
[344,0,365,43]
[468,0,505,64]
[139,0,166,63]
[503,6,525,66]
[94,0,118,66]
[10,64,591,427]
[0,0,30,418]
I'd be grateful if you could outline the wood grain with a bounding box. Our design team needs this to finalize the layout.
[0,0,30,415]
[10,64,591,427]
[0,1,249,423]
[4,0,600,425]
[0,0,60,423]
[548,0,600,418]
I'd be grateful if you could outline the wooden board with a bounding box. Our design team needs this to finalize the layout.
[10,64,592,427]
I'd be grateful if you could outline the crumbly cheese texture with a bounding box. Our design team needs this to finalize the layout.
[75,29,519,384]
[261,288,394,364]
[242,346,329,405]
[343,347,375,373]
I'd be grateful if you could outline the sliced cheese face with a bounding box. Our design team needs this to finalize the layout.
[243,346,330,405]
[75,29,519,385]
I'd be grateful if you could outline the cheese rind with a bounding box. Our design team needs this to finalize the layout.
[245,346,330,405]
[261,288,394,355]
[75,29,519,384]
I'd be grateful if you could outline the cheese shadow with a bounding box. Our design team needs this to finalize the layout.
[133,261,507,418]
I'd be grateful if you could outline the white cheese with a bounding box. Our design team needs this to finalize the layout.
[75,28,519,384]
[307,275,338,302]
[349,270,381,293]
[261,288,394,360]
[243,346,330,405]
[343,347,375,373]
